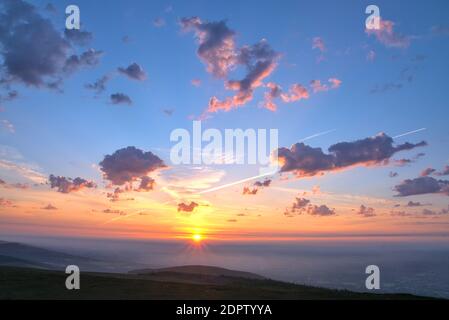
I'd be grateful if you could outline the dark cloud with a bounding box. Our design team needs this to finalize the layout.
[118,63,147,81]
[284,197,335,217]
[0,90,18,106]
[406,201,425,207]
[135,176,155,192]
[42,203,57,210]
[64,29,93,46]
[308,204,336,216]
[48,174,96,193]
[0,178,5,185]
[0,0,101,88]
[394,158,413,167]
[99,146,165,185]
[63,49,103,73]
[110,93,132,105]
[103,208,125,215]
[422,206,449,216]
[242,186,258,195]
[85,74,110,94]
[254,179,271,187]
[394,176,449,197]
[107,187,123,202]
[181,17,236,78]
[177,201,198,213]
[390,210,412,217]
[357,205,376,217]
[0,198,14,206]
[277,133,426,177]
[389,171,398,178]
[436,165,449,176]
[420,167,436,177]
[162,109,174,116]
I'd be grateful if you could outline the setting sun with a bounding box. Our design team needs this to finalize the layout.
[192,234,203,242]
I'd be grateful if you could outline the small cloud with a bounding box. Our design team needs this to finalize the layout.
[99,146,165,185]
[366,50,376,61]
[254,179,271,187]
[0,198,14,207]
[85,74,110,94]
[280,83,309,102]
[64,29,93,46]
[110,93,132,105]
[357,205,376,217]
[135,176,155,192]
[406,201,426,207]
[42,203,57,210]
[389,171,398,178]
[162,109,174,116]
[284,196,336,217]
[48,174,96,193]
[420,167,436,177]
[366,19,411,48]
[421,206,449,216]
[177,201,198,213]
[312,37,326,52]
[103,208,125,215]
[1,120,15,133]
[394,176,449,197]
[242,187,258,195]
[191,79,201,87]
[435,165,449,176]
[118,63,147,81]
[153,17,166,28]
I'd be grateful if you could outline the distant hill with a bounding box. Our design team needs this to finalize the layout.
[0,241,95,270]
[130,265,265,279]
[0,241,139,272]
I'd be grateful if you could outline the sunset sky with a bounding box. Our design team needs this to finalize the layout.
[1,0,449,243]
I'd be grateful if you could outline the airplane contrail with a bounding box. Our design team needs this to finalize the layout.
[198,170,278,194]
[298,129,336,142]
[393,128,426,139]
[198,130,336,195]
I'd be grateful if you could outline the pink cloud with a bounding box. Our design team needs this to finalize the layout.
[312,37,326,52]
[191,79,201,87]
[280,84,309,103]
[366,19,410,48]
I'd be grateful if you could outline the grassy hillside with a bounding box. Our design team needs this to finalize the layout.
[0,266,430,300]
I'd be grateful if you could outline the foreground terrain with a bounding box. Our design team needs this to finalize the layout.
[0,265,429,300]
